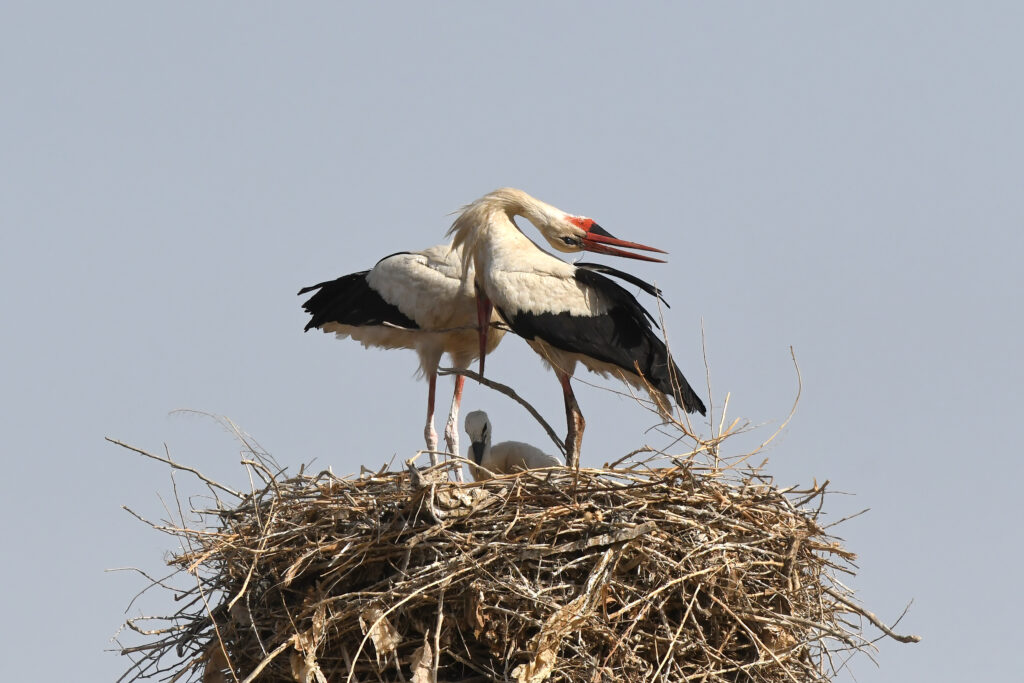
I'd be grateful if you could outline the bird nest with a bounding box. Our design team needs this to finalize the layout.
[113,428,919,683]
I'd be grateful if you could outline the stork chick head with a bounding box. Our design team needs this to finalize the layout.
[464,410,491,465]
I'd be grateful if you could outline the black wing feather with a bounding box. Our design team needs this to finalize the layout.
[299,270,419,332]
[501,268,705,415]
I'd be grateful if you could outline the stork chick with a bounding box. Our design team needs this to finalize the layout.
[464,410,562,481]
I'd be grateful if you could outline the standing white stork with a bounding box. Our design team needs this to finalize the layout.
[448,188,707,468]
[464,410,561,481]
[298,244,505,463]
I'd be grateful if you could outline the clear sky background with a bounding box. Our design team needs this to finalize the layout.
[2,3,1020,681]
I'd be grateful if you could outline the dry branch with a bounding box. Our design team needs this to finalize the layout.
[438,367,567,457]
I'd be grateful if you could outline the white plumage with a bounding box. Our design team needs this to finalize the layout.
[464,410,561,481]
[448,188,706,468]
[299,243,505,461]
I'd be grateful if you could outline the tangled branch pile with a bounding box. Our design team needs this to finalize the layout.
[116,443,916,683]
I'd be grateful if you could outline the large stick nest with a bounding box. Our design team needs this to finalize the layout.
[114,436,917,683]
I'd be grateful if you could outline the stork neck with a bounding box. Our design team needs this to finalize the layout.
[488,190,558,234]
[448,188,566,280]
[507,204,551,234]
[472,211,542,267]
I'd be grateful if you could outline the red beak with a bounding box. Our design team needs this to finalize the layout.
[583,224,668,263]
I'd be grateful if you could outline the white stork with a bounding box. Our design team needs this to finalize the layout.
[464,410,561,481]
[448,188,707,467]
[298,244,505,463]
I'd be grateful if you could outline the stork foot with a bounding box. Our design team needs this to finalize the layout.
[442,380,464,457]
[443,425,459,458]
[564,407,585,470]
[558,371,585,469]
[424,424,439,466]
[444,374,466,481]
[443,423,463,481]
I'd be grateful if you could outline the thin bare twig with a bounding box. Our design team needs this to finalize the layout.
[438,367,566,456]
[824,589,921,644]
[105,438,242,499]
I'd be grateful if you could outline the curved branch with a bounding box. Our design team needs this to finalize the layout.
[438,367,566,457]
[825,588,922,643]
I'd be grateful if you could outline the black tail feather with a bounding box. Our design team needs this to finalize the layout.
[642,337,707,416]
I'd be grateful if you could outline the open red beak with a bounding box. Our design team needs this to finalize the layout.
[583,224,668,263]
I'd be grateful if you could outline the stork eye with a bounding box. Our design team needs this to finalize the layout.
[562,236,579,246]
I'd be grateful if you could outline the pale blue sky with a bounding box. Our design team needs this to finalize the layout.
[2,3,1021,681]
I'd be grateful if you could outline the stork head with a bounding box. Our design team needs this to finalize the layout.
[540,215,668,263]
[496,188,668,261]
[447,187,669,269]
[464,410,491,465]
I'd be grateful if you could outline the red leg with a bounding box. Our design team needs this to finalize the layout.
[444,374,466,481]
[476,292,493,377]
[558,371,585,470]
[424,370,439,465]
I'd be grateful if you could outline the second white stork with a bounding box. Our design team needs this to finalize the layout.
[464,410,561,481]
[448,188,706,467]
[299,244,505,463]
